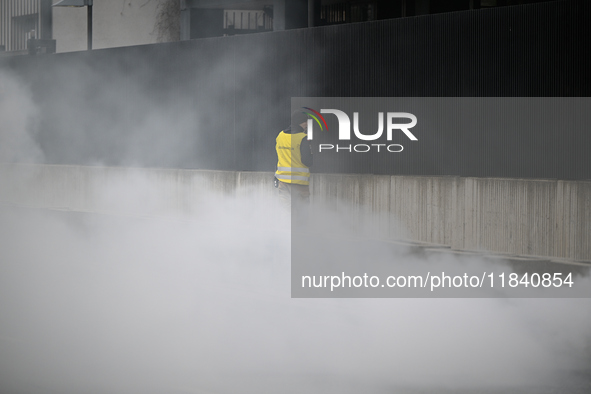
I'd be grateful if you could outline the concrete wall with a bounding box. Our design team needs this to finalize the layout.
[1,164,589,262]
[311,174,591,262]
[384,176,591,262]
[0,164,272,216]
[53,1,162,53]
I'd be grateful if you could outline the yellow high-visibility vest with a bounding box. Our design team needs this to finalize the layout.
[275,131,310,186]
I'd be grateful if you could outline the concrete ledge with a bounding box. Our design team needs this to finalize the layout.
[1,163,590,262]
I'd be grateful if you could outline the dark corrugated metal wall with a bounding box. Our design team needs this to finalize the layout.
[3,0,590,179]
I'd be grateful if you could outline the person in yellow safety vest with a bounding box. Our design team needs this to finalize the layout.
[275,111,314,214]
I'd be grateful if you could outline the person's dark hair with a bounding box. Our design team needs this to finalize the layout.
[290,111,309,127]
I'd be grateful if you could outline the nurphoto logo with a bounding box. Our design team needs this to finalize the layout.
[299,107,418,153]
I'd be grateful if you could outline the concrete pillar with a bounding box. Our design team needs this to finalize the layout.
[274,0,307,31]
[40,0,53,39]
[180,0,191,40]
[286,0,308,29]
[308,0,320,27]
[273,0,285,31]
[415,0,429,15]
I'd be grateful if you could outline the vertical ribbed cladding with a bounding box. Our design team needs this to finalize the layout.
[561,0,591,182]
[1,1,5,50]
[1,0,589,179]
[9,0,13,50]
[235,30,299,171]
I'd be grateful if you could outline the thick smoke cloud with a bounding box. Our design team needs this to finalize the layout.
[1,192,591,394]
[5,37,291,171]
[0,71,43,163]
[1,46,590,394]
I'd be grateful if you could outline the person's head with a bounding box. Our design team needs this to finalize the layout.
[291,111,309,131]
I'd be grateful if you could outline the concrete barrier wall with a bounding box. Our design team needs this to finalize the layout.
[1,164,589,262]
[387,176,591,262]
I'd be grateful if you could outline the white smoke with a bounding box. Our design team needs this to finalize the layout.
[0,70,43,163]
[1,47,589,394]
[0,183,590,394]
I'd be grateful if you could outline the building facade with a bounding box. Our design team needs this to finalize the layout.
[1,0,559,55]
[180,0,560,39]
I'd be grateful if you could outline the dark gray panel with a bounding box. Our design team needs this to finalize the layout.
[1,0,589,179]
